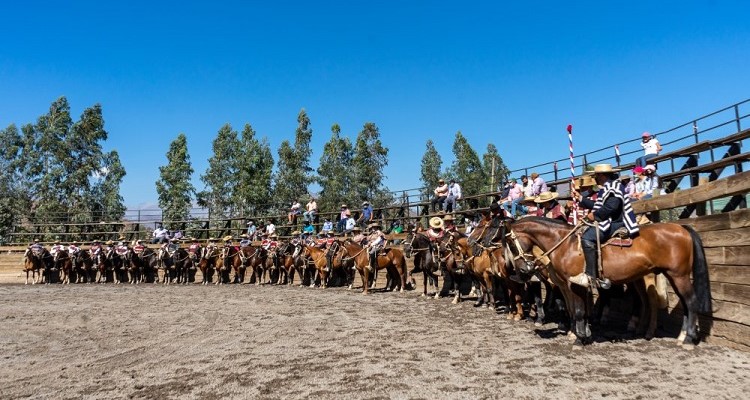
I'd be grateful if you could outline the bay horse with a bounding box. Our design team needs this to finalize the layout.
[23,247,51,285]
[505,216,711,347]
[338,239,408,294]
[54,249,74,284]
[72,250,96,284]
[198,246,220,285]
[303,244,330,288]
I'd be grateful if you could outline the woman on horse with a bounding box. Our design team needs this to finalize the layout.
[569,164,639,288]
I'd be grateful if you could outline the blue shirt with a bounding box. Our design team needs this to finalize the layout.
[322,221,333,231]
[362,205,373,220]
[303,225,315,234]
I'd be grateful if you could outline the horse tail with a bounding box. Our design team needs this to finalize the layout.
[683,225,712,314]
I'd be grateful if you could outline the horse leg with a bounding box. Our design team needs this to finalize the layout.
[644,274,660,340]
[669,275,700,346]
[631,278,650,337]
[421,271,428,297]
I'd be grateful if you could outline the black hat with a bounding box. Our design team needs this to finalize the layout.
[490,202,501,213]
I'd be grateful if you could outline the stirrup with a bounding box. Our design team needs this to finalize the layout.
[568,273,591,288]
[596,278,612,290]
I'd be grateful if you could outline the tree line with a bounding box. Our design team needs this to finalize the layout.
[155,109,391,224]
[0,97,126,240]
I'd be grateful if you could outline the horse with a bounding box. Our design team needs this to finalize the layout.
[53,249,74,284]
[72,250,96,284]
[111,246,131,284]
[93,247,113,283]
[198,246,220,285]
[505,216,711,347]
[23,247,51,285]
[403,231,443,298]
[303,244,330,288]
[214,246,237,285]
[132,247,158,283]
[338,239,408,294]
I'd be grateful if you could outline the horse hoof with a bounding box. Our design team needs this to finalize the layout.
[535,321,543,327]
[681,343,695,350]
[676,331,687,344]
[451,299,459,305]
[421,293,426,297]
[567,331,577,342]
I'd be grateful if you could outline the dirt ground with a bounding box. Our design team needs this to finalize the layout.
[1,279,748,400]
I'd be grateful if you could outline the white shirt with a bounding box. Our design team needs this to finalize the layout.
[345,218,356,230]
[265,223,276,235]
[153,227,168,238]
[641,138,660,155]
[636,176,659,196]
[448,183,462,199]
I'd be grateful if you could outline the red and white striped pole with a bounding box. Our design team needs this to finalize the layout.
[567,124,578,224]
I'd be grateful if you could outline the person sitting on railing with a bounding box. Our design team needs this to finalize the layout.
[632,165,659,201]
[151,225,169,244]
[302,220,315,235]
[358,201,374,228]
[530,172,548,196]
[322,217,333,233]
[636,132,662,167]
[303,197,318,223]
[264,220,276,236]
[337,204,351,232]
[431,179,449,212]
[501,178,526,218]
[446,179,462,213]
[521,175,534,199]
[170,230,183,241]
[344,215,356,233]
[288,200,302,224]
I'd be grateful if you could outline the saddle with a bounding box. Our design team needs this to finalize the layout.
[603,227,633,248]
[115,247,129,256]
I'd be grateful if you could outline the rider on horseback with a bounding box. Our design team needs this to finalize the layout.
[239,234,251,248]
[365,223,385,272]
[569,164,639,288]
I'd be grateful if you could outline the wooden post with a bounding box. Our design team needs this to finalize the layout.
[696,177,709,217]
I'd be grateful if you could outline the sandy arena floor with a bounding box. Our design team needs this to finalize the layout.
[0,281,748,399]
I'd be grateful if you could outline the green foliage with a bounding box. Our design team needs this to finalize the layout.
[317,123,354,212]
[156,133,195,225]
[273,109,314,209]
[420,139,442,199]
[94,150,127,221]
[482,143,509,191]
[200,124,240,217]
[234,124,274,215]
[351,122,390,205]
[447,131,485,199]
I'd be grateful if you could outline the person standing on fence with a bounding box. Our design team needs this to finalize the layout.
[445,179,462,213]
[636,132,662,167]
[431,179,449,212]
[530,172,548,196]
[303,198,318,223]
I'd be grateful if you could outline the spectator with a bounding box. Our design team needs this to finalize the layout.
[431,179,449,212]
[530,172,548,196]
[633,165,659,201]
[345,216,356,233]
[501,178,525,218]
[288,200,302,223]
[358,201,374,227]
[521,175,534,199]
[446,179,462,213]
[620,174,635,199]
[170,230,184,241]
[302,220,315,235]
[636,132,662,167]
[151,225,169,244]
[246,220,257,240]
[337,204,351,232]
[322,217,333,232]
[303,198,318,223]
[499,180,512,199]
[265,220,276,236]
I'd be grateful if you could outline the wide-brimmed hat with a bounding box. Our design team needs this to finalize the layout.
[438,178,445,183]
[341,204,348,208]
[92,239,100,243]
[592,164,620,174]
[619,174,632,181]
[326,230,335,236]
[352,227,361,232]
[367,222,382,230]
[534,191,560,203]
[442,214,455,222]
[429,217,444,229]
[575,175,597,189]
[240,234,248,238]
[136,239,145,244]
[362,201,369,206]
[246,221,253,225]
[117,235,126,241]
[222,235,233,242]
[269,233,278,239]
[291,230,301,236]
[521,196,537,205]
[208,237,217,242]
[105,240,114,245]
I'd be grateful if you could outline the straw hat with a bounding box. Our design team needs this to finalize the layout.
[269,233,278,239]
[117,235,125,241]
[367,222,382,230]
[352,227,361,232]
[208,237,217,242]
[105,240,114,245]
[530,172,539,179]
[341,204,348,208]
[442,214,455,222]
[222,235,233,242]
[429,217,444,230]
[520,196,537,205]
[534,191,560,203]
[438,178,445,183]
[291,230,301,236]
[326,230,335,236]
[619,174,632,181]
[575,175,597,189]
[592,164,620,174]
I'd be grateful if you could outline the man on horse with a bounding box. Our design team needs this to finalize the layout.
[239,234,251,248]
[365,223,385,272]
[569,164,639,288]
[351,227,366,245]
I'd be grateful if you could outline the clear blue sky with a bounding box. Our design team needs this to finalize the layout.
[1,1,749,209]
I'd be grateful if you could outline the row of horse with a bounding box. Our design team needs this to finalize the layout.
[21,213,711,348]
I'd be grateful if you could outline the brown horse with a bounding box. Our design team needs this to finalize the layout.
[303,244,330,288]
[23,247,50,285]
[198,246,220,285]
[505,216,711,347]
[339,239,408,294]
[54,249,74,284]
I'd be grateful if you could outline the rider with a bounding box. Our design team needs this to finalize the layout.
[351,227,366,246]
[569,164,639,288]
[426,217,445,241]
[365,223,385,272]
[68,241,81,256]
[534,191,567,222]
[188,237,202,258]
[442,214,457,233]
[89,239,102,256]
[29,238,45,254]
[239,234,251,248]
[267,233,280,267]
[50,239,64,257]
[290,231,303,258]
[133,239,147,255]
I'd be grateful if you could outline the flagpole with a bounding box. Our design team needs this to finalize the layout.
[568,124,578,225]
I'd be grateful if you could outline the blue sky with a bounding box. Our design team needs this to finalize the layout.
[1,1,749,209]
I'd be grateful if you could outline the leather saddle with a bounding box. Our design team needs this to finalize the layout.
[603,227,633,248]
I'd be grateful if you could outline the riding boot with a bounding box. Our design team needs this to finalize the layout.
[368,252,376,272]
[569,241,597,288]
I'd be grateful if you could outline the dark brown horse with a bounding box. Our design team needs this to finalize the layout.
[23,247,51,285]
[505,216,711,347]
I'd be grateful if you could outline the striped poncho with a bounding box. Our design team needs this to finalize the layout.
[593,180,640,236]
